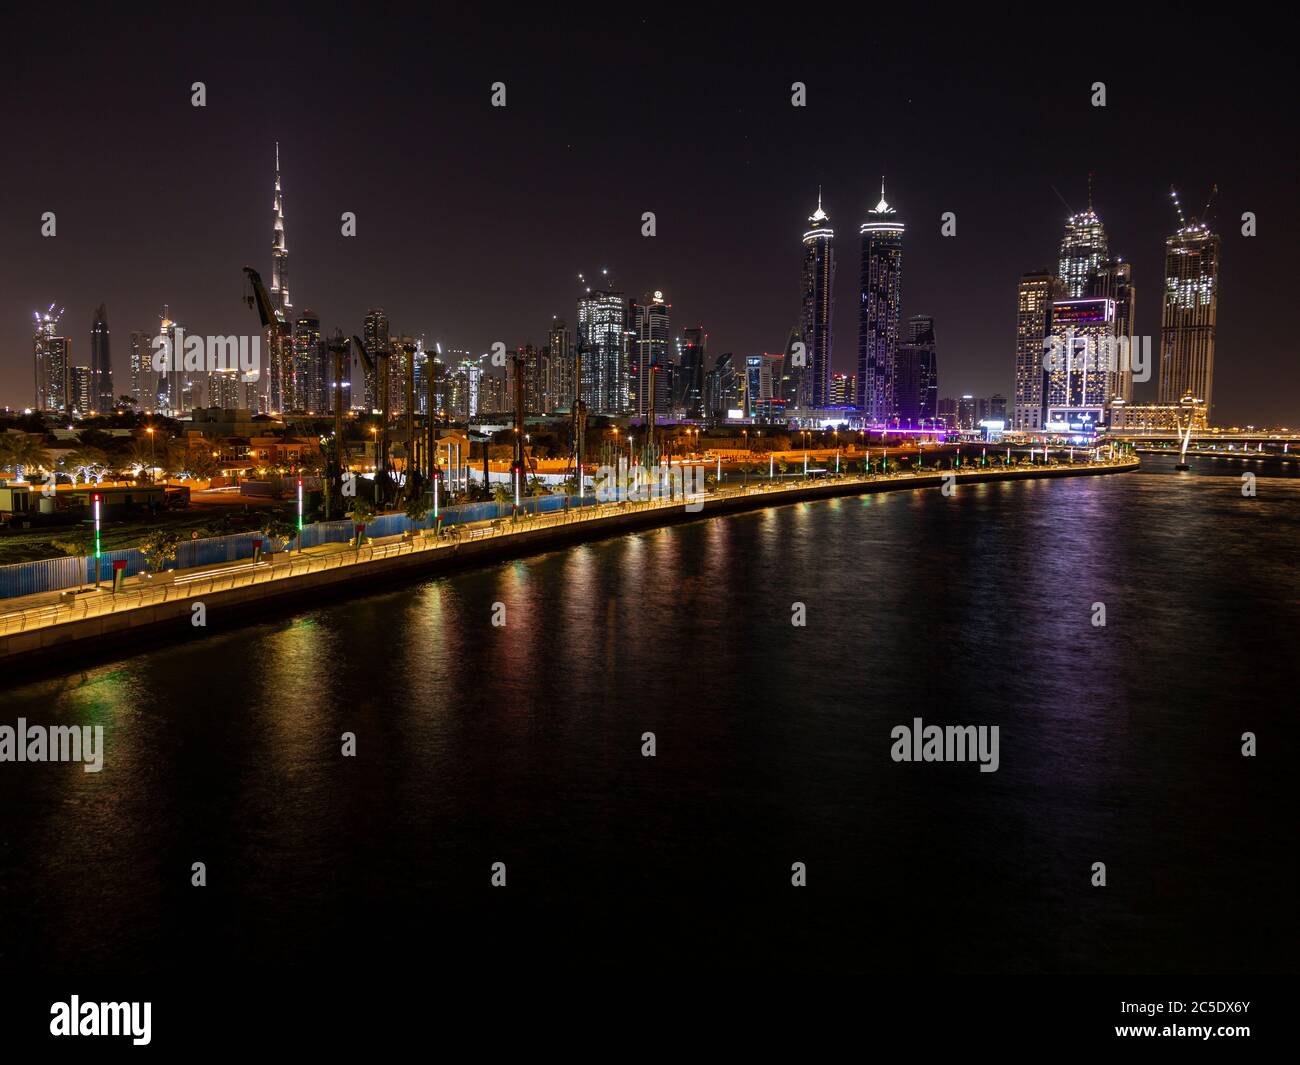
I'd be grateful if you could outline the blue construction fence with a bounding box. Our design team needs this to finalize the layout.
[0,492,604,600]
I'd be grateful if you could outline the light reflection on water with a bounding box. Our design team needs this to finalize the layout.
[1,454,1295,975]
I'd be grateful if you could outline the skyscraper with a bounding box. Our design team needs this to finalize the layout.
[632,291,671,419]
[90,303,113,413]
[676,327,706,419]
[857,179,904,421]
[577,290,627,415]
[292,311,323,412]
[1157,202,1220,416]
[130,330,155,410]
[547,319,574,413]
[1087,259,1136,404]
[1058,194,1107,298]
[1043,297,1117,433]
[267,143,293,412]
[33,305,68,412]
[800,191,835,409]
[362,309,390,412]
[1012,272,1065,431]
[893,315,939,427]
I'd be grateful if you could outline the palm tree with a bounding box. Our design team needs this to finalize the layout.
[0,434,51,481]
[60,447,110,486]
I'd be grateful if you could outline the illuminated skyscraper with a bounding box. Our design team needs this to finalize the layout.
[1157,195,1220,416]
[90,304,113,413]
[1087,259,1136,404]
[577,290,627,415]
[547,319,574,413]
[266,143,292,411]
[362,309,390,412]
[857,179,904,421]
[893,315,939,427]
[1012,272,1065,431]
[33,304,68,412]
[800,191,835,408]
[1058,191,1107,298]
[631,291,670,419]
[292,311,323,412]
[676,327,706,419]
[130,330,155,410]
[271,142,291,319]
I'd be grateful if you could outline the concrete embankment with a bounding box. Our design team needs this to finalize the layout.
[1,460,1137,663]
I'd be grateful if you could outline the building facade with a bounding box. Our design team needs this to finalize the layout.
[857,181,904,422]
[800,193,835,409]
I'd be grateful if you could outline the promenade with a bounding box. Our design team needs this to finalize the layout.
[1,456,1138,660]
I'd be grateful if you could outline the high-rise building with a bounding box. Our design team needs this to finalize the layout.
[292,312,323,412]
[1157,213,1220,416]
[1087,259,1136,404]
[893,315,939,426]
[546,319,575,413]
[362,309,390,412]
[70,366,94,414]
[270,142,291,321]
[676,327,706,419]
[577,290,627,415]
[857,179,904,421]
[1058,197,1107,298]
[264,143,293,412]
[1012,272,1065,431]
[209,369,243,409]
[33,305,69,412]
[631,291,671,419]
[706,352,740,419]
[1043,297,1117,433]
[129,330,155,410]
[800,192,836,408]
[90,304,113,413]
[936,397,958,429]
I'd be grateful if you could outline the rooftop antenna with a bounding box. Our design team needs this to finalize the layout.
[1169,186,1188,228]
[1086,171,1095,211]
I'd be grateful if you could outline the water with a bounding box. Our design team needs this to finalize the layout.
[2,454,1296,975]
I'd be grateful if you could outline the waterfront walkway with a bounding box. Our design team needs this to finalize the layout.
[1,457,1136,652]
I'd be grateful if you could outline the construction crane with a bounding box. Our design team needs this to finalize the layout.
[565,342,589,499]
[352,333,391,507]
[242,266,283,331]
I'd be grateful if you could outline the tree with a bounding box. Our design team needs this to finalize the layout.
[261,513,298,554]
[0,434,51,479]
[51,530,92,557]
[492,483,512,507]
[404,495,430,525]
[185,451,220,482]
[139,530,181,575]
[348,497,375,525]
[527,476,549,496]
[60,447,110,485]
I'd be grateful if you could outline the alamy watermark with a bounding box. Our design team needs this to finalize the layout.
[890,717,999,773]
[0,718,104,772]
[152,327,260,378]
[1043,331,1151,382]
[593,463,706,512]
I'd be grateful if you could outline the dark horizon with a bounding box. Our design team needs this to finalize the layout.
[2,12,1295,424]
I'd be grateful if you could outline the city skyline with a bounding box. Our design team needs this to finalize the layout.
[2,14,1294,425]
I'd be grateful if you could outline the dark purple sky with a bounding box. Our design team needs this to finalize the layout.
[2,12,1295,425]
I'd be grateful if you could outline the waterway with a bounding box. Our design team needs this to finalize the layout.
[1,453,1295,975]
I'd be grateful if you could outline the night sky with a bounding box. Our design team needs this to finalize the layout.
[2,12,1295,425]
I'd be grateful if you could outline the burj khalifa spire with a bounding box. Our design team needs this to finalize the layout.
[271,141,291,316]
